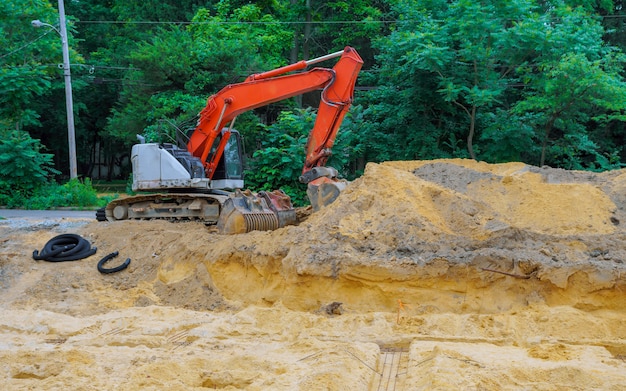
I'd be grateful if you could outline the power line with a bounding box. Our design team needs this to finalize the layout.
[75,19,397,25]
[0,31,54,60]
[4,63,139,72]
[72,13,626,26]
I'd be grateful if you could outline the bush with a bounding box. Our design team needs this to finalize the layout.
[24,178,114,209]
[244,110,311,206]
[0,130,58,199]
[0,130,116,209]
[2,178,115,210]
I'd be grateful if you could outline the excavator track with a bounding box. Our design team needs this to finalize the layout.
[97,190,297,235]
[98,193,227,223]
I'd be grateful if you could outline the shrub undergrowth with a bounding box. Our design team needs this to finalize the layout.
[0,178,116,210]
[0,130,116,209]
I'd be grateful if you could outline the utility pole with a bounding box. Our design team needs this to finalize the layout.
[31,0,77,179]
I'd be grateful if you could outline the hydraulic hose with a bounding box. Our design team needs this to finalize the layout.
[32,234,97,262]
[33,234,130,274]
[97,251,131,274]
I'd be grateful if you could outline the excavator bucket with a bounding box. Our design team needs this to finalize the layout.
[216,189,297,234]
[307,178,348,212]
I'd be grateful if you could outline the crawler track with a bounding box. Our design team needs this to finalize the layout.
[97,193,228,224]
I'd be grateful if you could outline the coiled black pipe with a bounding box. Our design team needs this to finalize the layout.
[32,234,97,262]
[97,251,131,274]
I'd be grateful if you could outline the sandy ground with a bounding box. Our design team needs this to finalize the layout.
[1,159,626,390]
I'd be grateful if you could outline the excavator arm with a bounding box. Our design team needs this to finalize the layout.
[300,47,362,178]
[187,47,363,209]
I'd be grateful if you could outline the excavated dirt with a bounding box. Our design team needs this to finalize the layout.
[1,159,626,390]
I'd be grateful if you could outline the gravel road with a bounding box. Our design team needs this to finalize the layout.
[0,209,97,231]
[0,209,97,219]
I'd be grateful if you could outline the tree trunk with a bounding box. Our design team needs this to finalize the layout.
[290,0,306,108]
[289,0,299,64]
[540,115,556,167]
[303,0,311,61]
[106,153,115,182]
[467,105,477,160]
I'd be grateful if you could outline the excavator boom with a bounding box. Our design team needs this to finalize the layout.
[187,47,363,185]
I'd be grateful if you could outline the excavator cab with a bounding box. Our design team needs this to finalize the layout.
[129,128,245,193]
[207,129,245,190]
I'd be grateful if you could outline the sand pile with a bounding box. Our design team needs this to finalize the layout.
[1,159,626,390]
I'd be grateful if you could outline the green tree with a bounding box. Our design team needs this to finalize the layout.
[187,4,294,86]
[10,0,626,181]
[1,0,87,178]
[105,26,201,147]
[245,110,312,205]
[511,4,626,168]
[369,0,554,160]
[514,52,626,167]
[0,129,59,203]
[245,107,363,205]
[286,0,390,64]
[0,0,59,130]
[363,0,626,169]
[105,3,295,153]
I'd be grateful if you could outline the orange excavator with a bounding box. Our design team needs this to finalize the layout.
[98,46,363,234]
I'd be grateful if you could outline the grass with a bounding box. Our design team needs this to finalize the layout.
[92,180,128,193]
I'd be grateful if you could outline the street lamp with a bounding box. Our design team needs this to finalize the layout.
[31,0,77,179]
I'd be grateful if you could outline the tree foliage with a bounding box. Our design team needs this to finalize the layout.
[3,0,626,200]
[245,110,313,206]
[362,0,626,169]
[0,129,59,201]
[1,0,63,130]
[245,107,364,205]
